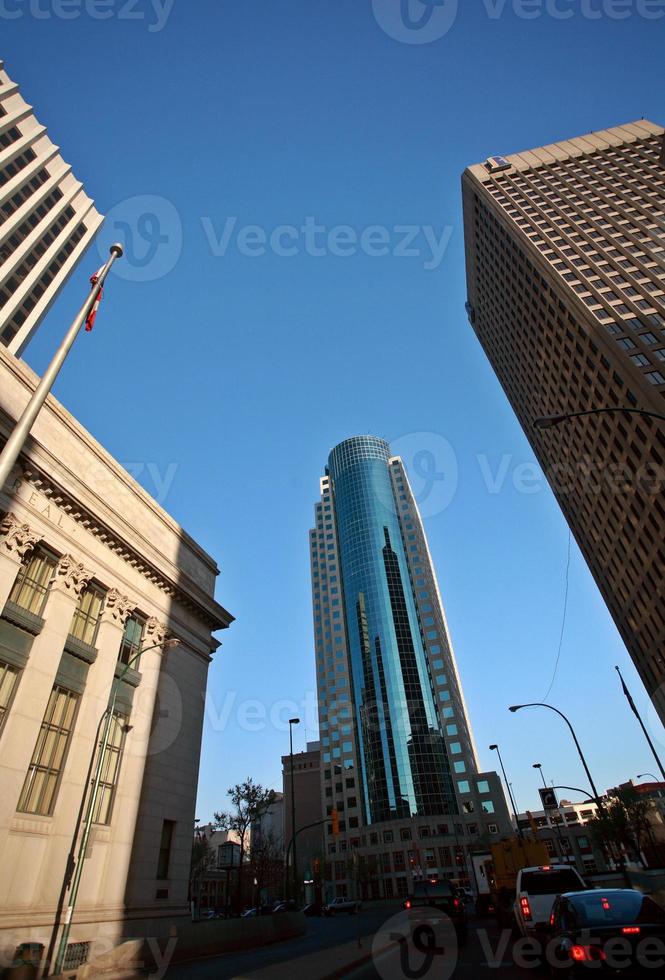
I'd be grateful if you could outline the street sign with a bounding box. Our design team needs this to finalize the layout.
[539,787,559,810]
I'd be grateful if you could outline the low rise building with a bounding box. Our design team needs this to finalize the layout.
[0,347,233,972]
[516,800,606,875]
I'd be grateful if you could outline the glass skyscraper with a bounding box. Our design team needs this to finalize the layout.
[310,436,511,900]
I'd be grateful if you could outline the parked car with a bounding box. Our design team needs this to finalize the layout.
[302,902,323,917]
[514,865,587,938]
[404,878,468,944]
[272,900,297,913]
[199,908,216,920]
[241,907,258,918]
[323,897,362,916]
[548,888,665,976]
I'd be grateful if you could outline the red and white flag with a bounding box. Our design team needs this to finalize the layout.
[85,267,104,332]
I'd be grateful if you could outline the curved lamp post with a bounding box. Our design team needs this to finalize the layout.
[52,634,180,976]
[509,704,604,812]
[637,773,660,783]
[489,743,523,838]
[534,407,665,430]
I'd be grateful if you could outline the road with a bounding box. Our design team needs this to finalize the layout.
[163,906,392,980]
[162,910,535,980]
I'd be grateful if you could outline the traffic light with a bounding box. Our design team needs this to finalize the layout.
[331,808,339,835]
[455,848,464,867]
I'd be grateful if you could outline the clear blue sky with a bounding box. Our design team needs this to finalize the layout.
[6,1,665,821]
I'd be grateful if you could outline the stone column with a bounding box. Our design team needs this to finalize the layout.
[101,616,171,910]
[38,589,138,912]
[0,554,89,885]
[0,512,41,610]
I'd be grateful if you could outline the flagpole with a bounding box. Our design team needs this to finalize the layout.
[615,666,665,782]
[0,244,123,494]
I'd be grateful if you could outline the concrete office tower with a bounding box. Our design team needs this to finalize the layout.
[0,59,103,356]
[462,120,665,725]
[310,436,511,901]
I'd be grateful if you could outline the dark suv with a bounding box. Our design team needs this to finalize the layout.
[404,879,468,944]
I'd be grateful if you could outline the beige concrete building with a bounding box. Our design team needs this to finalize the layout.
[282,743,322,889]
[0,346,232,973]
[463,121,665,726]
[0,58,103,356]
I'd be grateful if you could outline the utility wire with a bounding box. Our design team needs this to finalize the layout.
[541,528,572,703]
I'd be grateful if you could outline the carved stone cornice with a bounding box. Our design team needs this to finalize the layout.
[12,462,233,633]
[0,512,41,560]
[104,588,135,627]
[144,616,168,647]
[54,554,94,599]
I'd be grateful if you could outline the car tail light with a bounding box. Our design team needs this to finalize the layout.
[454,898,460,909]
[623,927,640,935]
[404,900,411,909]
[520,897,532,921]
[570,945,605,963]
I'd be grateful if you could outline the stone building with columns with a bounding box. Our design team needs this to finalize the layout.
[0,346,233,973]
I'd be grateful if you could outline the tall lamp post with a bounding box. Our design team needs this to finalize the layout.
[288,717,300,904]
[52,634,180,976]
[509,704,604,812]
[489,743,523,838]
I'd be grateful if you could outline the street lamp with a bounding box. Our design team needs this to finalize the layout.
[288,717,300,905]
[533,763,547,789]
[533,764,567,860]
[637,773,660,782]
[489,743,523,838]
[534,407,665,430]
[52,634,180,976]
[509,704,604,812]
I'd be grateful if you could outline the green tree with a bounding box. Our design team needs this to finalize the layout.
[588,787,657,867]
[214,778,276,910]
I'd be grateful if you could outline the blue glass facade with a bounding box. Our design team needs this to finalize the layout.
[327,436,456,824]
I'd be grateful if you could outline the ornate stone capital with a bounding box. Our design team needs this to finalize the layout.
[104,588,135,626]
[145,616,168,647]
[54,554,94,599]
[0,512,41,560]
